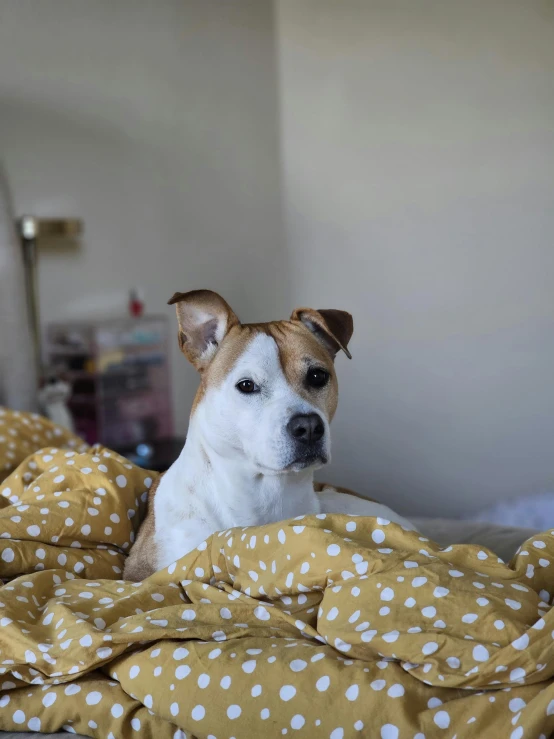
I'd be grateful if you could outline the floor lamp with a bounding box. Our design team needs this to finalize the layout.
[18,216,83,430]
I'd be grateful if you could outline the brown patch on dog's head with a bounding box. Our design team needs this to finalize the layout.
[269,320,340,420]
[270,308,353,420]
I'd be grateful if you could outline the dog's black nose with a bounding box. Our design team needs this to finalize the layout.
[287,413,325,445]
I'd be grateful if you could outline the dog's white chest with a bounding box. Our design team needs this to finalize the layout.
[152,454,321,571]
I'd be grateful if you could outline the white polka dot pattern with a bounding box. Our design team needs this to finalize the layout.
[2,409,554,737]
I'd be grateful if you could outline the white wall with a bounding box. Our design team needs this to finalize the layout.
[0,0,286,435]
[276,0,554,515]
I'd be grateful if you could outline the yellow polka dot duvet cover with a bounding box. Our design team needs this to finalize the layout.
[1,407,554,738]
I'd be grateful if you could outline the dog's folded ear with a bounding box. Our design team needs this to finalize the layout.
[290,307,353,359]
[168,290,240,371]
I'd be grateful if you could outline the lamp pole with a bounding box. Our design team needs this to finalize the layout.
[19,216,42,379]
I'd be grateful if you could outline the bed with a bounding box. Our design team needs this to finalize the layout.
[1,408,551,738]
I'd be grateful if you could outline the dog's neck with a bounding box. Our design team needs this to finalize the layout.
[165,414,321,529]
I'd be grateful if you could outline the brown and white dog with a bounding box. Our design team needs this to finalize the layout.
[124,290,415,580]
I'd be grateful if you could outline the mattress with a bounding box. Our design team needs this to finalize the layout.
[0,517,538,739]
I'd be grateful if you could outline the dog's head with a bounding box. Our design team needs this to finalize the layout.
[168,290,353,474]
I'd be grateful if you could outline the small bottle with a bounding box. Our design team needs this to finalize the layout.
[129,288,144,318]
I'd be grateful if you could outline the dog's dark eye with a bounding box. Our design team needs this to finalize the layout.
[306,368,330,388]
[236,379,259,394]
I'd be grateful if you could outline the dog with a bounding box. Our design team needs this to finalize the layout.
[124,290,415,580]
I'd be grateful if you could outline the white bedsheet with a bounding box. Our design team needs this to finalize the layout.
[414,517,537,562]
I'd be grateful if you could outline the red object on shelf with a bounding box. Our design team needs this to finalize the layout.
[129,288,144,318]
